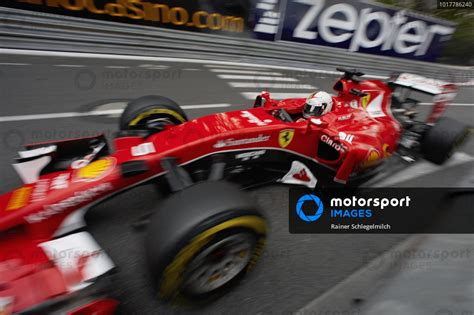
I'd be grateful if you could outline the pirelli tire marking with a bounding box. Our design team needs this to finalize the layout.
[159,215,267,301]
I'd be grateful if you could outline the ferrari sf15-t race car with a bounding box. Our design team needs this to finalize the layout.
[0,69,469,314]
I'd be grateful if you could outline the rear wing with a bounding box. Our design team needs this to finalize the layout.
[389,73,449,95]
[389,73,458,123]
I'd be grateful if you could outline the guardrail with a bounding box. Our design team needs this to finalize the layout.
[0,7,472,83]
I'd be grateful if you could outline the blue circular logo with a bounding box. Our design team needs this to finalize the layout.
[296,194,324,222]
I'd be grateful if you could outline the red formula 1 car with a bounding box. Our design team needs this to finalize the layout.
[0,69,469,314]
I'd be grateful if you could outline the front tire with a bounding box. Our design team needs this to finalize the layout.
[145,181,267,305]
[119,95,188,132]
[421,117,469,164]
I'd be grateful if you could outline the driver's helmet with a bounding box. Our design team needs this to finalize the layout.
[303,91,333,118]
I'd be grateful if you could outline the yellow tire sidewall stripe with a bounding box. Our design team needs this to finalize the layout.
[159,215,267,300]
[129,108,186,126]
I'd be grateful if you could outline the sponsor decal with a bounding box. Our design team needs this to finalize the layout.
[253,0,282,38]
[361,150,381,167]
[282,0,455,62]
[74,158,115,182]
[131,142,156,156]
[51,173,70,190]
[279,129,295,148]
[213,135,270,148]
[6,187,32,211]
[235,150,266,161]
[240,110,272,126]
[365,93,385,118]
[321,134,346,153]
[6,0,245,34]
[361,95,371,108]
[280,161,317,188]
[337,114,352,121]
[25,183,113,224]
[31,179,49,202]
[339,132,354,144]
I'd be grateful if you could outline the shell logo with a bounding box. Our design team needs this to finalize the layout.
[75,158,115,182]
[361,95,371,108]
[367,150,380,162]
[6,187,32,211]
[383,143,391,157]
[361,150,381,168]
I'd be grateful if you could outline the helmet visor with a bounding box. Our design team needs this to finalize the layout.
[304,102,326,117]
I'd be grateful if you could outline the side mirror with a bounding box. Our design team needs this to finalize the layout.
[253,91,273,108]
[253,95,263,108]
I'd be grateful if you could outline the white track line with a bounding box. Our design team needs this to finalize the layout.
[0,62,30,66]
[241,92,310,99]
[138,64,170,69]
[181,104,231,109]
[54,64,85,68]
[105,66,130,69]
[0,104,231,123]
[229,82,316,89]
[0,49,390,79]
[370,152,474,187]
[210,69,283,75]
[204,64,271,71]
[419,102,473,106]
[218,75,298,81]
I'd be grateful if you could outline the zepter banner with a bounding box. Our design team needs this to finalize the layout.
[280,0,456,62]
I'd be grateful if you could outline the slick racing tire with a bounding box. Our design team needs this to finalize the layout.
[421,117,469,165]
[120,95,188,132]
[145,181,267,305]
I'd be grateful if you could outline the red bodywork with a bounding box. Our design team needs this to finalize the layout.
[0,77,409,313]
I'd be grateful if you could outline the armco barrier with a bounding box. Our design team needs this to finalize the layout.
[0,7,472,83]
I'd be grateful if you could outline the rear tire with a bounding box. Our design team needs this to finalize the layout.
[119,95,188,132]
[145,181,267,305]
[421,117,469,164]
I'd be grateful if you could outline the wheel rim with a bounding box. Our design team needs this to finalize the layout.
[182,233,255,296]
[130,116,176,130]
[146,117,175,129]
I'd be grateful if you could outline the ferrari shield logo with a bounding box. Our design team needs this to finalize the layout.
[279,129,295,148]
[361,95,371,108]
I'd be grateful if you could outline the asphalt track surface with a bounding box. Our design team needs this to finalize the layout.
[0,52,473,315]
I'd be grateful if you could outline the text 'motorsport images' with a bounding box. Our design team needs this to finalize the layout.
[0,1,473,314]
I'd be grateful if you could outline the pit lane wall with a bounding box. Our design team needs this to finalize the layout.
[0,1,472,82]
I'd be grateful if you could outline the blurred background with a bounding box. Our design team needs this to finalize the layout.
[378,0,473,65]
[0,1,473,314]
